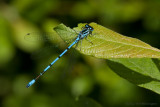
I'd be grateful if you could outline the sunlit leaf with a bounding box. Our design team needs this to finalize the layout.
[54,23,160,58]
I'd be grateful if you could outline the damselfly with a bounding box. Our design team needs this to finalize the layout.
[26,24,94,88]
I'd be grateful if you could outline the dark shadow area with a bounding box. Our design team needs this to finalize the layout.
[152,58,160,72]
[107,59,160,85]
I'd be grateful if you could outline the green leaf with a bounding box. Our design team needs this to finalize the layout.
[107,58,160,94]
[54,24,77,43]
[54,23,160,94]
[54,22,160,58]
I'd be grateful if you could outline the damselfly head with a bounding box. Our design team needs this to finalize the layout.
[85,24,94,31]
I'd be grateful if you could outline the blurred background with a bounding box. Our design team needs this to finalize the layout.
[0,0,160,107]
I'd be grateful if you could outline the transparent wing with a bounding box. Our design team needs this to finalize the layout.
[30,45,62,60]
[24,26,79,60]
[24,31,78,44]
[54,25,78,44]
[24,32,57,42]
[24,31,77,59]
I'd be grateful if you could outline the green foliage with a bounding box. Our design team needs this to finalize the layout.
[1,0,160,107]
[54,23,160,94]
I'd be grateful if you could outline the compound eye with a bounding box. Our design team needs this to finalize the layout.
[89,27,93,31]
[85,24,89,28]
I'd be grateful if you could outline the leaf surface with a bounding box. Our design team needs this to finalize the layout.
[54,23,160,58]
